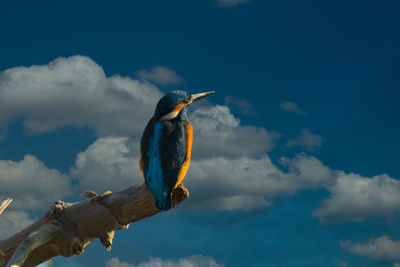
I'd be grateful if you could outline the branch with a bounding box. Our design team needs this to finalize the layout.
[0,197,12,215]
[0,183,189,267]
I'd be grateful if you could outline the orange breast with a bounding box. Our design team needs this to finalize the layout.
[137,155,144,179]
[175,116,193,188]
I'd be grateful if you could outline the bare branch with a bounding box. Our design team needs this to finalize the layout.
[0,183,189,267]
[6,224,58,267]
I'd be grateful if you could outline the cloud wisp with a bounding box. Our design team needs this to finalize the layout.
[215,0,250,8]
[280,101,306,115]
[286,128,323,151]
[224,95,257,116]
[136,66,184,85]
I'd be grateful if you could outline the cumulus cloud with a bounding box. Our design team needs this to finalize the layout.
[186,153,334,210]
[314,173,400,223]
[71,133,333,211]
[341,235,400,261]
[190,105,276,159]
[187,156,285,210]
[70,137,142,192]
[5,56,395,220]
[224,95,256,116]
[70,105,283,210]
[0,55,162,136]
[64,89,400,218]
[136,66,184,85]
[280,101,306,115]
[0,155,71,210]
[286,129,323,151]
[106,255,225,267]
[215,0,250,8]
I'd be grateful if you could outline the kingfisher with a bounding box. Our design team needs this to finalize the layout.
[138,90,214,210]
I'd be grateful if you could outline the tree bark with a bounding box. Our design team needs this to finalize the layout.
[0,183,189,267]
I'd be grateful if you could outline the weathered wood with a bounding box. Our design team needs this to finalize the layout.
[0,183,189,267]
[0,197,12,215]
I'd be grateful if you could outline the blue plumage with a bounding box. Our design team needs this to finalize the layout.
[145,122,171,210]
[140,90,214,210]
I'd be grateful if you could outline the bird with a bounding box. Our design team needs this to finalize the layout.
[138,90,214,210]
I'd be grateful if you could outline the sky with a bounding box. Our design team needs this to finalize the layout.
[0,0,400,266]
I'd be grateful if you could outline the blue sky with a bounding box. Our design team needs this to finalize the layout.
[0,0,400,266]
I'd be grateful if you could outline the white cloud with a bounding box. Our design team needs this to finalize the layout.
[0,55,162,136]
[186,153,334,210]
[215,0,250,8]
[280,153,335,190]
[190,105,276,159]
[136,66,184,85]
[70,137,142,193]
[0,155,71,211]
[280,101,306,115]
[69,104,282,210]
[314,173,400,223]
[106,255,225,267]
[286,128,323,151]
[187,156,284,210]
[65,94,400,219]
[72,132,334,212]
[341,235,400,261]
[3,56,395,221]
[0,211,34,239]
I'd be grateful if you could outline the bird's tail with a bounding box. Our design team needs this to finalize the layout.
[153,192,172,211]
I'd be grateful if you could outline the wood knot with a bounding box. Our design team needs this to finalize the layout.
[46,200,70,220]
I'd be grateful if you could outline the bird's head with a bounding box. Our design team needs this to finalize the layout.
[154,90,214,121]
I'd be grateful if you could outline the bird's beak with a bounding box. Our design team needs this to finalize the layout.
[189,91,215,103]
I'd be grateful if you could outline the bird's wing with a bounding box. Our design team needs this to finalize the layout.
[140,118,187,210]
[159,120,187,193]
[140,118,155,177]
